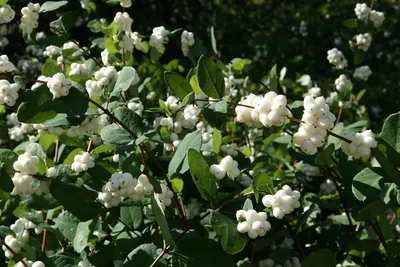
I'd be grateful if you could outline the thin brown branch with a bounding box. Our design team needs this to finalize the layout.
[336,104,343,125]
[54,139,60,163]
[0,237,29,267]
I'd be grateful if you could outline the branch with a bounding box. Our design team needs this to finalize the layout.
[283,220,305,258]
[327,130,351,143]
[0,237,29,267]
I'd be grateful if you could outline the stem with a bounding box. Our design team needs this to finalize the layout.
[54,139,60,163]
[326,167,354,231]
[195,99,254,109]
[40,221,48,259]
[283,220,305,258]
[87,138,93,152]
[287,116,305,124]
[327,130,351,143]
[0,237,29,267]
[336,104,343,125]
[51,26,103,67]
[371,219,387,251]
[250,242,255,267]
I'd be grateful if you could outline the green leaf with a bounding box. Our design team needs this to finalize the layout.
[197,55,225,99]
[315,144,334,166]
[380,112,400,161]
[49,12,73,35]
[53,211,79,241]
[0,164,13,192]
[50,180,103,221]
[101,108,144,145]
[371,148,400,185]
[0,148,18,171]
[124,244,167,266]
[73,219,93,253]
[171,178,184,193]
[352,168,384,201]
[13,76,26,90]
[17,86,58,123]
[252,173,274,202]
[120,206,142,229]
[355,200,389,222]
[39,1,68,13]
[242,198,253,211]
[114,107,145,135]
[269,65,278,92]
[343,18,357,28]
[43,254,76,267]
[188,149,217,202]
[168,131,202,177]
[213,128,222,153]
[18,86,88,125]
[150,193,175,248]
[210,26,219,55]
[262,125,284,146]
[231,58,252,73]
[164,72,193,100]
[173,235,236,266]
[302,248,336,267]
[203,101,228,129]
[112,67,139,96]
[210,212,247,254]
[42,58,62,76]
[327,123,344,150]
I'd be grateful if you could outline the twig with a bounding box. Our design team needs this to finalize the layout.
[371,219,387,251]
[51,26,103,67]
[54,139,60,163]
[283,220,305,258]
[195,99,254,109]
[327,130,351,143]
[0,237,29,267]
[250,242,255,267]
[87,138,93,152]
[336,104,343,125]
[40,220,48,260]
[326,167,354,231]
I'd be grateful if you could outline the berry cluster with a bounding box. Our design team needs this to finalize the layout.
[94,66,117,86]
[0,80,20,106]
[47,73,72,98]
[120,0,132,8]
[0,54,15,73]
[118,34,135,52]
[2,231,29,259]
[13,152,39,175]
[221,143,239,157]
[294,96,335,155]
[259,257,301,267]
[209,155,241,180]
[236,92,289,128]
[20,3,40,34]
[236,209,271,239]
[0,4,15,24]
[355,3,385,28]
[341,129,377,159]
[353,65,372,81]
[320,179,336,195]
[127,99,144,116]
[262,185,301,219]
[353,33,372,52]
[114,12,133,32]
[70,62,89,76]
[85,80,102,97]
[334,74,352,92]
[181,30,195,56]
[71,152,95,173]
[327,48,348,69]
[156,184,174,210]
[149,26,169,50]
[43,45,61,57]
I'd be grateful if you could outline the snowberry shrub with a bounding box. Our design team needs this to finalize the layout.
[0,1,399,267]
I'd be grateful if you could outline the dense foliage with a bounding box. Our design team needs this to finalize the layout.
[0,0,400,267]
